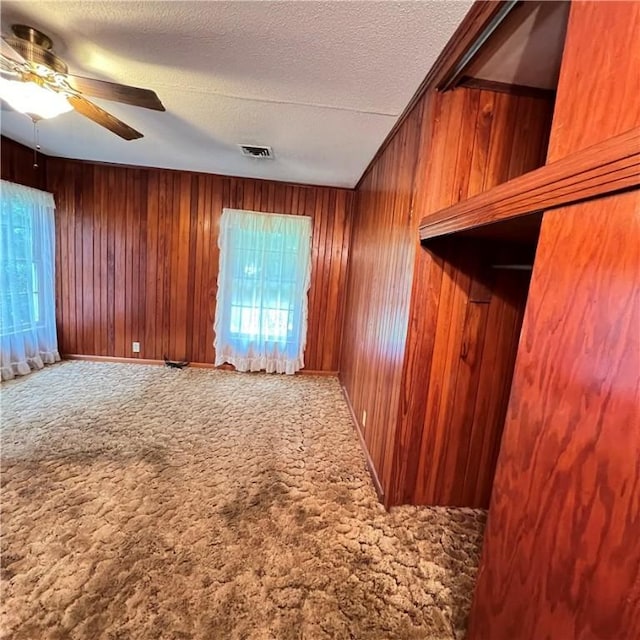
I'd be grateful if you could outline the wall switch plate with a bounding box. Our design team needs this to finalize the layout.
[132,342,140,353]
[362,410,367,427]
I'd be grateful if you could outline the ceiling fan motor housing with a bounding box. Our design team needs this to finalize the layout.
[6,24,67,74]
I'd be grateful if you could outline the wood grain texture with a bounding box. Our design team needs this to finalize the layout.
[339,103,424,498]
[547,1,640,162]
[418,126,640,240]
[468,191,640,639]
[405,241,531,508]
[1,136,47,190]
[391,87,552,507]
[469,3,640,637]
[45,155,352,371]
[342,86,553,507]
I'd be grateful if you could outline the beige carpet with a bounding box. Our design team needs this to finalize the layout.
[1,361,485,640]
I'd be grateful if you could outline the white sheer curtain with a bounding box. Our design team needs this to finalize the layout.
[1,180,60,381]
[214,208,312,375]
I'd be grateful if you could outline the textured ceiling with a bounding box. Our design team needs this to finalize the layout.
[0,1,472,187]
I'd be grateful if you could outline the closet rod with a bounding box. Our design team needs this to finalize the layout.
[491,264,533,271]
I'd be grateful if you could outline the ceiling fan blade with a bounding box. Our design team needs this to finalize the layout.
[65,74,165,111]
[1,37,26,64]
[67,95,143,140]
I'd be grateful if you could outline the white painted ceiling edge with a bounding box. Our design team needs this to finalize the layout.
[0,1,473,188]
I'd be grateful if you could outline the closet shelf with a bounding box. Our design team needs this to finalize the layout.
[419,126,640,241]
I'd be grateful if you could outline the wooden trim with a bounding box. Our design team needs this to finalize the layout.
[211,362,338,376]
[356,0,510,188]
[340,384,385,504]
[62,354,337,376]
[457,76,556,100]
[419,127,640,240]
[64,354,165,366]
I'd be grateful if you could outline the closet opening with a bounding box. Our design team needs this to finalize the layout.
[408,0,571,508]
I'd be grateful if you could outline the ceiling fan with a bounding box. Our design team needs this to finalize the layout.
[0,24,165,140]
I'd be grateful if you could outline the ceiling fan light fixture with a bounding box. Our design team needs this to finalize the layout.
[0,77,72,120]
[1,24,163,139]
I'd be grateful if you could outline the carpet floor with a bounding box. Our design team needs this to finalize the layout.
[1,361,485,640]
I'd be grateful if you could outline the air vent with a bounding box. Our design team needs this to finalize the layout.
[239,144,274,159]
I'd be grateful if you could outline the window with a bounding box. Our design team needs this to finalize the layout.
[0,206,45,335]
[0,180,60,380]
[214,208,312,375]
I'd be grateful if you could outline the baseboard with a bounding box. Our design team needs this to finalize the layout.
[210,362,337,376]
[64,354,164,366]
[340,383,385,503]
[62,354,337,376]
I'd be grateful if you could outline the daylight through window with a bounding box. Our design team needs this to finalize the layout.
[214,208,312,375]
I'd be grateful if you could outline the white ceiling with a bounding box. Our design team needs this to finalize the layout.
[0,1,472,188]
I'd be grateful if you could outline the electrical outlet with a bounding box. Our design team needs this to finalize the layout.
[132,342,140,353]
[362,410,367,427]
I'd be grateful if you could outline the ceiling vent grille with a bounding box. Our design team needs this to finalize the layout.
[239,144,274,159]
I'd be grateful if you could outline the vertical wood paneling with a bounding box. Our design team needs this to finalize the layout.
[41,156,351,372]
[340,103,424,494]
[396,88,552,508]
[81,166,94,355]
[469,2,640,637]
[466,267,528,507]
[106,168,116,354]
[113,169,126,357]
[98,167,108,356]
[341,85,554,506]
[1,137,46,190]
[394,88,552,508]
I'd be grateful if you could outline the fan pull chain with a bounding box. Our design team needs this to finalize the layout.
[32,119,41,169]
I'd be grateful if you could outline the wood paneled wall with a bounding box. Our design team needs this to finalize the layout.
[468,2,640,637]
[44,157,352,371]
[1,136,47,190]
[400,240,533,507]
[341,85,554,506]
[339,104,424,494]
[392,88,552,507]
